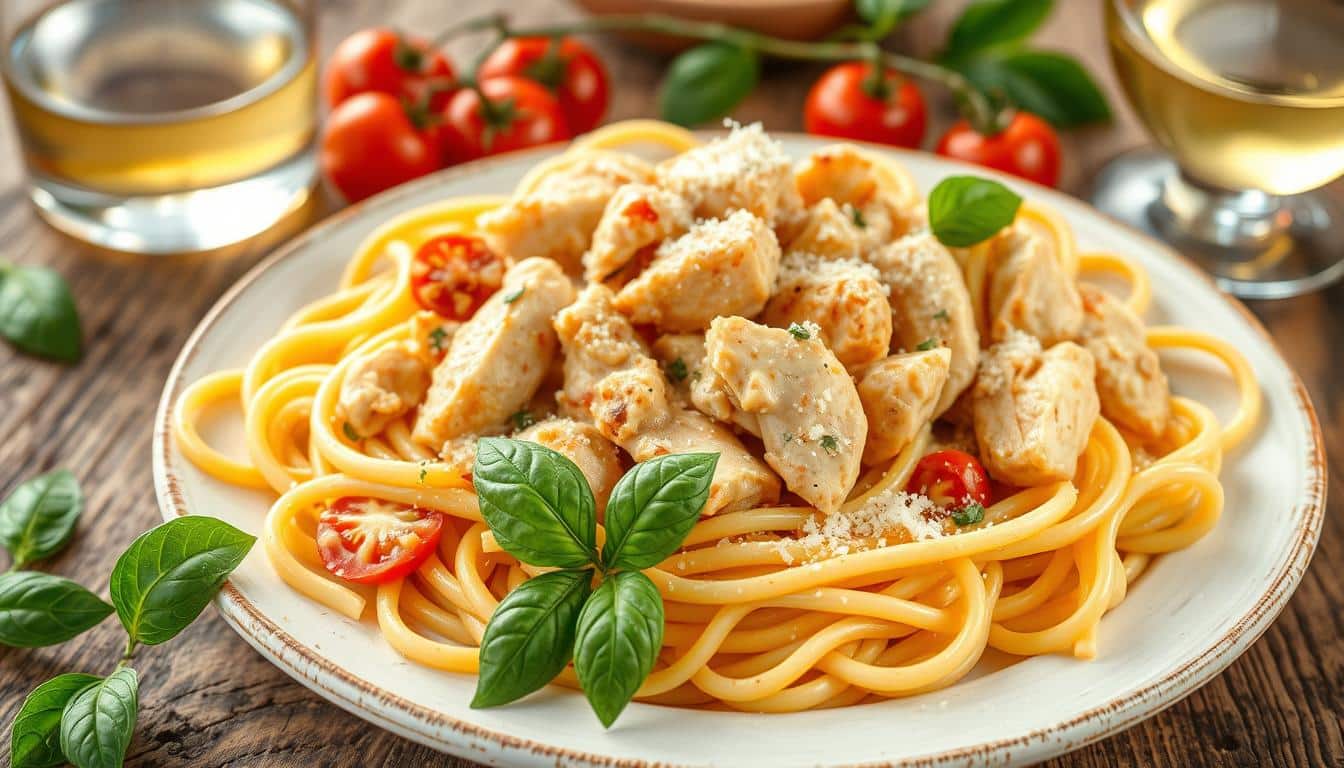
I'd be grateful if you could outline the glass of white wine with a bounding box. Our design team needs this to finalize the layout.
[1,0,317,254]
[1094,0,1344,299]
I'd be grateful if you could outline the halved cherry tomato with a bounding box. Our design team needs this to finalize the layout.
[317,496,445,584]
[324,28,456,110]
[936,112,1062,188]
[320,92,441,203]
[410,234,505,320]
[478,37,610,134]
[803,62,927,149]
[437,76,570,164]
[906,450,992,510]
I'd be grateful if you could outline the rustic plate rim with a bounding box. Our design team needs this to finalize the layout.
[151,134,1326,767]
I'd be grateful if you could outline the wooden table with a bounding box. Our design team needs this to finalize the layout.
[1,2,1339,766]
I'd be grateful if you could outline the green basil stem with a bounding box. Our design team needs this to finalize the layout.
[120,637,137,666]
[438,12,1000,134]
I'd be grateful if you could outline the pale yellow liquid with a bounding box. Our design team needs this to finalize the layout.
[3,0,316,197]
[1108,0,1344,194]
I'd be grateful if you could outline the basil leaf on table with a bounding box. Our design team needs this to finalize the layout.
[601,452,718,571]
[108,516,255,646]
[471,569,591,709]
[658,42,759,127]
[854,0,930,37]
[573,571,664,728]
[0,469,83,568]
[940,0,1052,64]
[0,263,82,363]
[59,667,138,768]
[473,438,598,569]
[928,176,1023,247]
[960,50,1111,128]
[9,673,101,768]
[0,572,113,647]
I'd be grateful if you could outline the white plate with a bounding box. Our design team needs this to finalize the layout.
[153,135,1325,767]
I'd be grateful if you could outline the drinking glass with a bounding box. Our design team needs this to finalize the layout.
[1094,0,1344,299]
[1,0,318,253]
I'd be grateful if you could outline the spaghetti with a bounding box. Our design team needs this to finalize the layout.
[174,120,1259,712]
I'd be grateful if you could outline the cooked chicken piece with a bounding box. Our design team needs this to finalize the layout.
[613,210,781,332]
[971,334,1100,486]
[438,434,480,474]
[866,231,980,415]
[760,252,893,370]
[555,285,781,514]
[478,153,654,274]
[412,258,576,449]
[337,342,431,437]
[1077,284,1171,440]
[656,122,800,225]
[856,348,951,465]
[703,316,866,515]
[517,418,625,514]
[583,183,694,284]
[794,144,919,246]
[784,198,867,261]
[408,310,459,367]
[987,226,1084,346]
[651,333,706,403]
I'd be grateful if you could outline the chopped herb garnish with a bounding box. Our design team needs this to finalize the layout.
[916,338,938,351]
[419,465,429,484]
[820,435,839,456]
[952,503,985,526]
[933,309,950,322]
[787,322,811,340]
[503,287,525,304]
[342,422,361,442]
[666,357,689,383]
[511,410,536,431]
[428,326,448,353]
[782,431,794,444]
[851,207,867,229]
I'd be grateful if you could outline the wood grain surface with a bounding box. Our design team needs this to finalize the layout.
[1,1,1341,766]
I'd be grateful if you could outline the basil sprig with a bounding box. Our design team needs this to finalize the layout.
[937,0,1110,129]
[928,175,1022,247]
[658,42,759,128]
[0,470,84,569]
[472,438,717,727]
[0,262,82,363]
[4,463,255,768]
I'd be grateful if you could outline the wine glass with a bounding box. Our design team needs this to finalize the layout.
[1093,0,1344,299]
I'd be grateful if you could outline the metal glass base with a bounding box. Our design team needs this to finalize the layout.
[1090,147,1344,300]
[28,150,317,254]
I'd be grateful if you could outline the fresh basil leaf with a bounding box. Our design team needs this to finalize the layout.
[108,516,255,646]
[856,0,931,37]
[473,438,598,569]
[10,673,101,768]
[658,42,759,127]
[602,453,718,571]
[0,572,113,647]
[942,0,1052,63]
[59,668,137,768]
[471,569,590,709]
[961,50,1111,128]
[0,264,82,363]
[928,176,1022,247]
[573,570,664,728]
[0,469,83,568]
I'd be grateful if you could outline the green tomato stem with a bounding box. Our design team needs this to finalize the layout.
[468,13,999,133]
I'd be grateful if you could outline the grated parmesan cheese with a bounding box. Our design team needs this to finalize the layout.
[782,489,945,563]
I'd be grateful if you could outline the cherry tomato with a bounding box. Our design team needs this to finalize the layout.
[317,496,445,584]
[906,450,992,510]
[411,234,506,320]
[936,112,1062,188]
[478,37,610,134]
[324,28,456,110]
[803,62,927,149]
[320,92,440,203]
[438,76,570,164]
